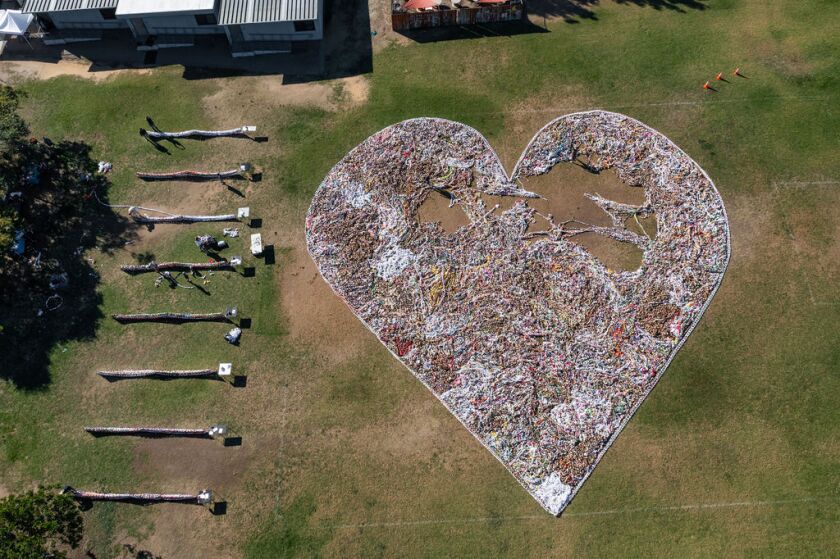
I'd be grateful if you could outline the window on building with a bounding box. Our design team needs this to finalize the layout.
[99,8,117,20]
[195,14,217,26]
[294,20,316,32]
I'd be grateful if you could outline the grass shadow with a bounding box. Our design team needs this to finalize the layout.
[223,436,243,447]
[263,245,276,266]
[527,0,707,23]
[232,375,248,388]
[397,18,549,42]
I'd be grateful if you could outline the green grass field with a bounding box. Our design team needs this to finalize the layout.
[2,0,840,556]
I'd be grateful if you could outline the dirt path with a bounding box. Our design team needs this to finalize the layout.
[202,74,368,125]
[0,59,152,83]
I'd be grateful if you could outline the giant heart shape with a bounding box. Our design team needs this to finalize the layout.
[306,111,730,515]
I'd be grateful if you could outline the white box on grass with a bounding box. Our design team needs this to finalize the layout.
[250,233,263,256]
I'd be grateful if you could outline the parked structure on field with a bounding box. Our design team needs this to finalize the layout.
[392,0,524,32]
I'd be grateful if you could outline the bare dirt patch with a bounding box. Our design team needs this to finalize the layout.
[572,231,644,271]
[339,76,370,106]
[418,191,471,233]
[202,74,369,124]
[122,434,266,558]
[139,505,237,559]
[367,399,449,461]
[516,163,647,270]
[132,437,253,490]
[0,59,152,83]
[422,162,648,270]
[520,164,645,226]
[280,243,373,363]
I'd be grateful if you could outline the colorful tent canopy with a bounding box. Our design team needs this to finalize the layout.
[404,0,440,10]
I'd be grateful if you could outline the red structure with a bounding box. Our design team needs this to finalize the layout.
[392,0,525,31]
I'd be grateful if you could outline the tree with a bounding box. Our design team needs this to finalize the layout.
[0,87,28,148]
[0,488,84,559]
[0,86,28,253]
[0,85,136,387]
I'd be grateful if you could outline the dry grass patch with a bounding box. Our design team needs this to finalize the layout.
[202,75,369,125]
[280,244,374,363]
[417,191,472,233]
[0,60,154,84]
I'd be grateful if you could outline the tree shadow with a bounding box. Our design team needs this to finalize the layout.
[526,0,600,22]
[527,0,707,22]
[85,542,162,559]
[613,0,707,12]
[0,140,138,390]
[396,18,549,42]
[133,251,156,265]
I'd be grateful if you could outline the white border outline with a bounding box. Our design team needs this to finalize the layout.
[305,110,732,516]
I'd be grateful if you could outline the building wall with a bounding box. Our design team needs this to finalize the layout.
[138,14,225,35]
[45,9,127,30]
[238,20,322,42]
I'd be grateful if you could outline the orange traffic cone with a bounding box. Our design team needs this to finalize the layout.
[703,81,712,91]
[734,67,744,77]
[716,72,723,80]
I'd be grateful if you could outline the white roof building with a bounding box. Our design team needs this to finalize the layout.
[20,0,323,54]
[116,0,217,17]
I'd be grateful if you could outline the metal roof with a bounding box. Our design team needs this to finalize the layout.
[218,0,318,25]
[22,0,118,12]
[116,0,216,17]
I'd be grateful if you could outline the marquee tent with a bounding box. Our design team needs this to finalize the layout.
[0,10,34,53]
[404,0,440,10]
[0,10,34,37]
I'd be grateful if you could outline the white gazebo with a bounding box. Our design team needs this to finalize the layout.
[0,9,35,53]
